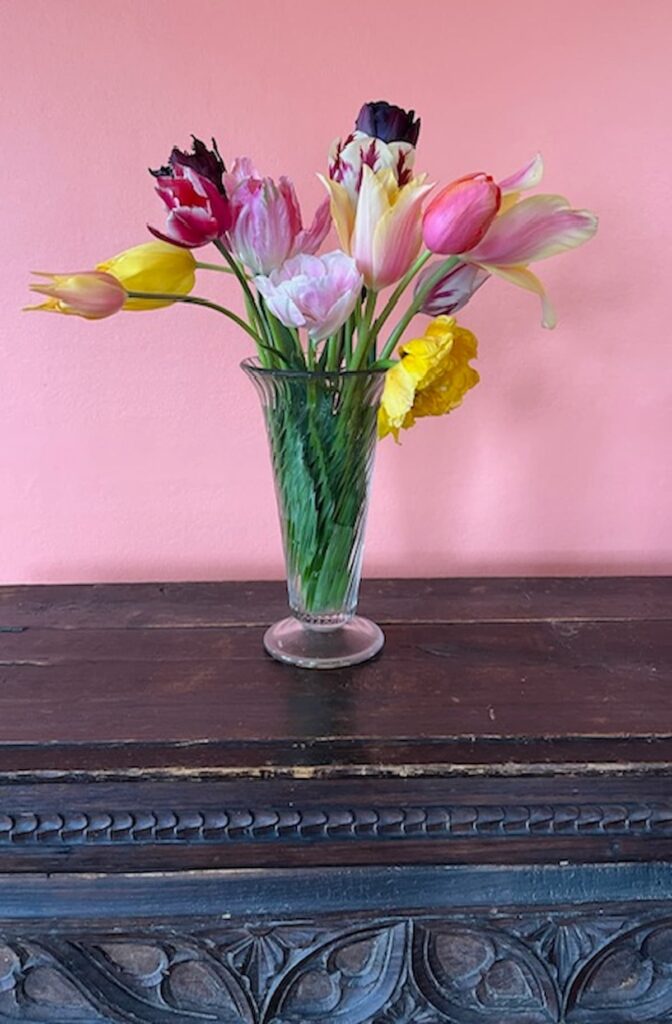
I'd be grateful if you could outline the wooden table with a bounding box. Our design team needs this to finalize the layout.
[0,577,671,1023]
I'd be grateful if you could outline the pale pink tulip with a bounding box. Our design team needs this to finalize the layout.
[499,153,544,195]
[468,194,598,266]
[467,193,598,328]
[255,252,362,342]
[228,172,331,276]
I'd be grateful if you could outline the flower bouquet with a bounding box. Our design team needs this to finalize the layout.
[27,100,597,668]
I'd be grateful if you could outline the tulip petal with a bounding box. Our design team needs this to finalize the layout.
[499,153,544,194]
[254,251,362,341]
[292,197,332,257]
[318,174,354,252]
[371,178,433,289]
[469,195,598,266]
[487,264,557,329]
[351,166,391,286]
[98,241,196,309]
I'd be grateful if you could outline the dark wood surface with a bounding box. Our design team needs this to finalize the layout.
[0,577,670,773]
[1,579,672,1022]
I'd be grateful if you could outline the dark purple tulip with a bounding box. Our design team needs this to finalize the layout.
[151,136,227,193]
[355,101,421,146]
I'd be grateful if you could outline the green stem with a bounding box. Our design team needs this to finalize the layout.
[343,313,354,365]
[349,288,378,370]
[371,250,432,342]
[212,240,269,344]
[125,291,262,344]
[194,261,236,274]
[379,256,460,360]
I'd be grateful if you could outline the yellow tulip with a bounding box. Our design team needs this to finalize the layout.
[97,241,196,310]
[378,316,479,440]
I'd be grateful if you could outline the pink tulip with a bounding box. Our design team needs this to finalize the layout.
[26,271,126,319]
[254,252,362,342]
[415,261,490,317]
[422,173,501,255]
[228,172,331,276]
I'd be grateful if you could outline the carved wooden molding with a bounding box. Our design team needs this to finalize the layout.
[2,909,672,1022]
[2,801,672,848]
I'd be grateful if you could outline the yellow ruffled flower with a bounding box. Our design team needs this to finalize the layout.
[97,241,196,310]
[378,315,479,440]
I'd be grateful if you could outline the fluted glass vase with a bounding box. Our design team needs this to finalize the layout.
[243,358,386,669]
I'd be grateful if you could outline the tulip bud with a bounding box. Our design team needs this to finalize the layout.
[355,100,421,146]
[422,173,501,255]
[97,241,196,310]
[416,261,490,318]
[26,271,126,319]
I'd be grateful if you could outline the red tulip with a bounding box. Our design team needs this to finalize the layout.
[149,137,232,249]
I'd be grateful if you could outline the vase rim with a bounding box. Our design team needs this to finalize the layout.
[240,357,388,380]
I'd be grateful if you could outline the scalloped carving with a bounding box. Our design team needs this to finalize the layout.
[1,801,671,849]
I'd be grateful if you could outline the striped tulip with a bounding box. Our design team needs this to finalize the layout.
[321,166,432,290]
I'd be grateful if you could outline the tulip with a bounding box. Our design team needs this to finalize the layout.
[422,174,501,256]
[355,100,421,146]
[165,135,227,187]
[329,101,420,209]
[228,172,331,276]
[499,152,544,196]
[96,241,196,310]
[467,181,598,328]
[415,261,490,317]
[321,166,433,290]
[254,252,362,342]
[25,271,126,319]
[149,137,232,248]
[469,194,598,266]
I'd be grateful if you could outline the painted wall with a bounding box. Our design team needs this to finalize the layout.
[2,0,670,583]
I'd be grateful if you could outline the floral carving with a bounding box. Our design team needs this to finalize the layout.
[0,913,670,1022]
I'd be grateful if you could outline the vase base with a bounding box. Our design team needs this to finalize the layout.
[263,616,384,670]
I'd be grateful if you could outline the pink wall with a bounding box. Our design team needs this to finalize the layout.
[2,0,671,583]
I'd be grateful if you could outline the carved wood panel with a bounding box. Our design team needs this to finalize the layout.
[2,910,672,1023]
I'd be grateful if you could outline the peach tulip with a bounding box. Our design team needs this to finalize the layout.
[26,271,126,319]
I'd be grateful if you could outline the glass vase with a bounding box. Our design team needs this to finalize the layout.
[242,358,386,669]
